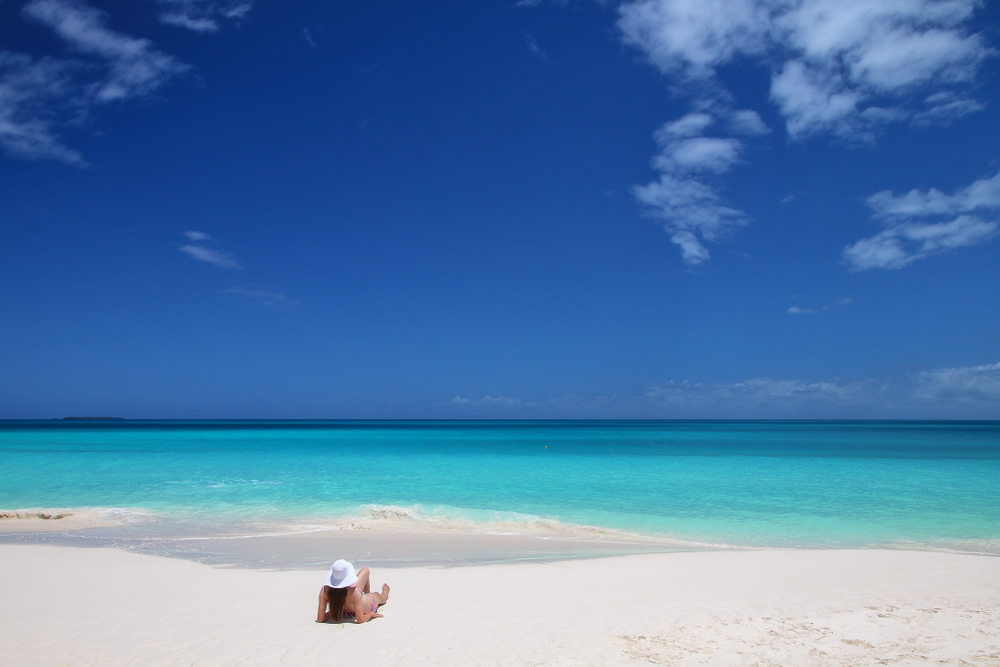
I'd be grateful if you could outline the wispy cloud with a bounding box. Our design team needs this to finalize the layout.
[645,376,866,412]
[660,365,1000,416]
[448,395,539,408]
[649,361,1000,416]
[727,109,770,137]
[843,170,1000,270]
[787,296,851,314]
[525,34,551,61]
[633,110,766,264]
[23,0,189,102]
[441,361,1000,418]
[179,244,241,269]
[1,0,188,164]
[225,286,297,307]
[157,0,253,33]
[867,170,1000,220]
[178,231,241,268]
[177,233,299,306]
[303,28,317,49]
[0,51,83,164]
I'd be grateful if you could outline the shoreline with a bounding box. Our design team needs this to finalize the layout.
[4,508,998,568]
[2,543,998,665]
[0,514,694,569]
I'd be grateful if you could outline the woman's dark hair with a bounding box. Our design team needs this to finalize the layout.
[325,585,349,622]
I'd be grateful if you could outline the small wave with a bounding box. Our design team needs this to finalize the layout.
[0,510,73,521]
[879,538,1000,557]
[165,479,281,487]
[302,507,1000,555]
[0,507,157,529]
[315,504,686,545]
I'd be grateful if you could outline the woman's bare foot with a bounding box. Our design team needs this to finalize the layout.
[378,583,390,607]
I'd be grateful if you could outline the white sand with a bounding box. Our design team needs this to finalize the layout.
[2,544,998,666]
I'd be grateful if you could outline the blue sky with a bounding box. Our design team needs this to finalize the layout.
[1,0,999,419]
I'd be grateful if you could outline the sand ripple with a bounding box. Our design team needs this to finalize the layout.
[617,605,1000,666]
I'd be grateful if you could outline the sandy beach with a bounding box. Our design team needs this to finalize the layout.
[2,539,999,666]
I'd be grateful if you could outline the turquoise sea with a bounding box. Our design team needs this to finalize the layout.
[1,420,999,554]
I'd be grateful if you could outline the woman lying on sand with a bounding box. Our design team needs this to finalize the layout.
[316,559,390,624]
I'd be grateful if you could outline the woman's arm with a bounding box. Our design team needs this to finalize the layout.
[352,589,383,623]
[316,587,329,623]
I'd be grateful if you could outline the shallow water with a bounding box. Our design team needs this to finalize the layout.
[1,420,998,557]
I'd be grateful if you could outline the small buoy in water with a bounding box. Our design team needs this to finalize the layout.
[544,446,547,448]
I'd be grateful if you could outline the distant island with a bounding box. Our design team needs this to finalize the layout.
[59,417,125,421]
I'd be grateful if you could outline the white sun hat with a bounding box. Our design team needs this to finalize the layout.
[325,559,358,588]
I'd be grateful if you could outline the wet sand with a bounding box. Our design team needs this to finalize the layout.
[0,510,686,567]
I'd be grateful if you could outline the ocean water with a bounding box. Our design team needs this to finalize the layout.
[1,420,999,554]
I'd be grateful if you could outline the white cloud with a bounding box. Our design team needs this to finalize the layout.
[634,112,751,264]
[658,112,712,138]
[1,0,188,163]
[844,170,1000,270]
[770,59,864,139]
[225,286,296,307]
[157,0,253,32]
[179,244,241,269]
[787,296,851,313]
[634,174,746,264]
[867,170,1000,220]
[641,376,874,417]
[0,51,83,164]
[727,109,770,136]
[160,14,217,32]
[525,34,551,61]
[449,395,537,408]
[915,362,1000,403]
[178,235,294,303]
[843,215,997,270]
[303,28,317,49]
[655,136,741,173]
[441,362,1000,417]
[912,90,983,125]
[617,0,770,81]
[618,0,991,263]
[23,0,189,102]
[645,361,1000,416]
[617,0,991,140]
[647,377,853,401]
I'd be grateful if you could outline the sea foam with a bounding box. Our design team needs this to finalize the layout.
[316,503,688,544]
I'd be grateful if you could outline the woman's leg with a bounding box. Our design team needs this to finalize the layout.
[354,567,371,594]
[368,583,391,608]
